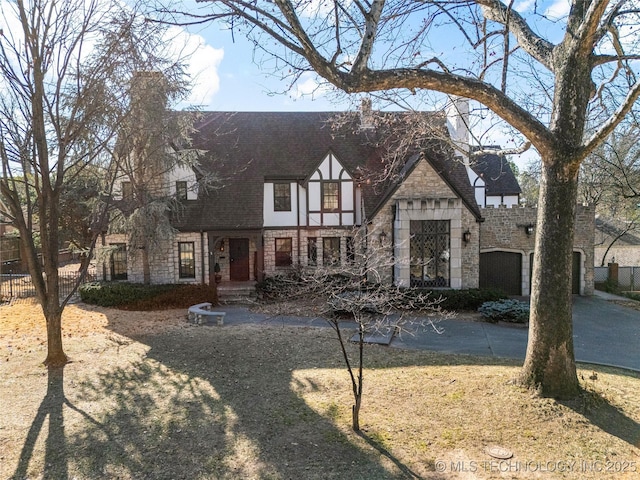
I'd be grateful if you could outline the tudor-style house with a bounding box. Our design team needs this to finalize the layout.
[99,99,595,297]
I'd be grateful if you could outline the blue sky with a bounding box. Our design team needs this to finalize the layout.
[179,0,571,113]
[177,16,348,112]
[174,0,577,170]
[1,0,574,168]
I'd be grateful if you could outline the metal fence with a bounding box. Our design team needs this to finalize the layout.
[594,265,640,290]
[594,266,608,283]
[0,271,95,300]
[618,267,640,291]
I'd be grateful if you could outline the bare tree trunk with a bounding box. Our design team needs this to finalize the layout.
[352,397,361,432]
[352,322,365,431]
[519,158,580,398]
[43,303,67,367]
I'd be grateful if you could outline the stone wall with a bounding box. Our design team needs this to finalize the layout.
[263,227,357,275]
[480,205,595,295]
[213,237,257,282]
[369,158,481,288]
[480,206,537,251]
[101,232,207,284]
[460,208,481,289]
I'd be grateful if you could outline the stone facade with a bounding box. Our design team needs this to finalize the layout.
[369,159,481,288]
[460,208,481,289]
[262,227,357,275]
[479,205,595,295]
[99,232,207,284]
[212,236,258,282]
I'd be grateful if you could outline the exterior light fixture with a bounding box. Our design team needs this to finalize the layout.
[219,241,225,252]
[463,229,471,244]
[525,224,534,236]
[379,230,387,242]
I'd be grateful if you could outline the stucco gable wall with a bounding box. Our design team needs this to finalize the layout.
[595,245,640,267]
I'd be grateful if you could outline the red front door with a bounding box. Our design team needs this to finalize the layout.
[229,238,250,281]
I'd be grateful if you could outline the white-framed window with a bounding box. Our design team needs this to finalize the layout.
[322,181,339,211]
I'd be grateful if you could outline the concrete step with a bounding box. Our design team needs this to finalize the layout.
[216,281,257,305]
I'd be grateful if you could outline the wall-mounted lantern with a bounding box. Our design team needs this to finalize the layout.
[462,229,471,244]
[525,224,534,236]
[379,230,387,243]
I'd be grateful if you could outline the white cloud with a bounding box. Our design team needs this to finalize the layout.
[514,0,536,13]
[300,0,339,18]
[171,28,224,107]
[544,0,571,20]
[294,75,320,98]
[292,72,331,99]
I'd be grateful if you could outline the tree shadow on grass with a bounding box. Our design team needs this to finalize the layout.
[65,358,238,478]
[11,367,68,480]
[559,387,640,449]
[60,323,409,479]
[356,431,433,480]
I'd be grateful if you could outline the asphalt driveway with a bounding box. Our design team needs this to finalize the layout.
[218,292,640,372]
[391,294,640,372]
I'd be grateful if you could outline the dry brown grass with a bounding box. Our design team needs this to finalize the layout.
[1,301,639,479]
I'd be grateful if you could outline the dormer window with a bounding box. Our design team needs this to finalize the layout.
[274,182,291,211]
[322,181,339,211]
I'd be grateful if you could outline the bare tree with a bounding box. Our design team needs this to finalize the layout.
[167,0,640,397]
[258,227,444,431]
[107,71,201,284]
[518,161,541,207]
[579,120,640,264]
[0,0,190,367]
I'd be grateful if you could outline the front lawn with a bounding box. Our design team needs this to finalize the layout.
[1,301,638,479]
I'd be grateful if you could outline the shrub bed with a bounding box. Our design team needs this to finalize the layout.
[401,287,508,311]
[79,282,217,310]
[478,298,530,323]
[255,273,507,312]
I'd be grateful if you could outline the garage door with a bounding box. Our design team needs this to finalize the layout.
[480,251,522,295]
[528,252,581,295]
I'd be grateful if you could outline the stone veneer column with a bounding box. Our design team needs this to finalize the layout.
[393,197,463,288]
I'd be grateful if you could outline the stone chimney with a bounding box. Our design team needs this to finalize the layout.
[130,71,168,120]
[360,97,374,130]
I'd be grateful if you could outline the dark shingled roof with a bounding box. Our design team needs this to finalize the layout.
[173,111,482,231]
[471,146,522,196]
